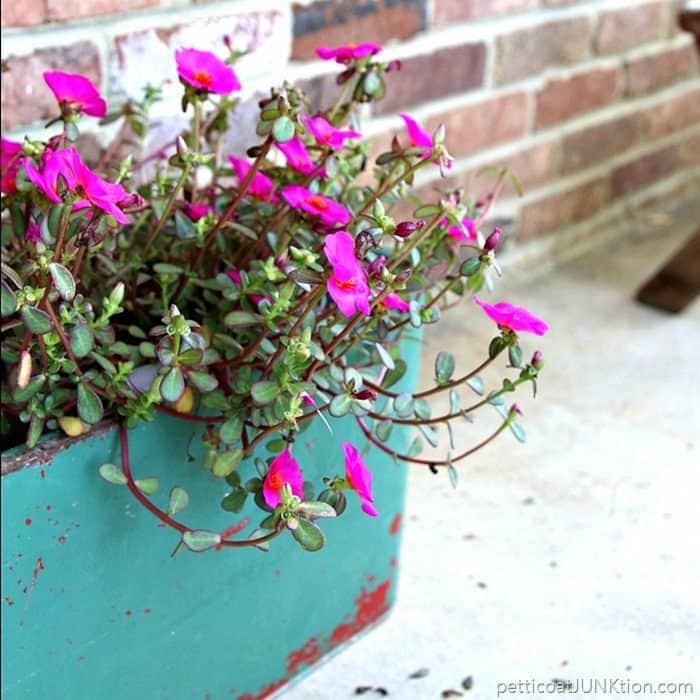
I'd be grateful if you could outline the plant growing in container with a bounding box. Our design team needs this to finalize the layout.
[1,40,547,699]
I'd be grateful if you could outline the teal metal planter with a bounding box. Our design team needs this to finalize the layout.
[1,336,421,699]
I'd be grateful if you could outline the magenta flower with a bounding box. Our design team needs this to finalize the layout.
[23,147,129,224]
[262,448,304,508]
[25,222,41,244]
[175,48,241,95]
[229,156,276,201]
[1,138,23,194]
[184,202,212,221]
[446,216,477,243]
[400,113,432,158]
[304,115,361,150]
[276,138,319,176]
[343,442,377,517]
[473,296,549,336]
[43,71,107,118]
[316,43,382,63]
[281,185,351,228]
[324,231,371,317]
[380,293,409,312]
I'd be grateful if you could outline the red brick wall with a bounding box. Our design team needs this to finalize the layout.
[2,0,699,250]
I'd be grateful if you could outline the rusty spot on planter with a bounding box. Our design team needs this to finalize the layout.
[329,579,391,648]
[286,637,321,675]
[389,513,402,535]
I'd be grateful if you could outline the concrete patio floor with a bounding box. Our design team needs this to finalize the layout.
[288,194,700,700]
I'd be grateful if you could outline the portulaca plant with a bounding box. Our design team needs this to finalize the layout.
[1,41,548,554]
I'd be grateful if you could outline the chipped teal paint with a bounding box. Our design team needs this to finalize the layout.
[1,335,421,700]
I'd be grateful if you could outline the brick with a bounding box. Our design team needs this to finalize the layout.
[518,176,611,240]
[1,42,101,131]
[494,17,591,85]
[1,0,46,27]
[424,91,530,158]
[560,114,642,174]
[433,0,536,26]
[535,66,623,130]
[679,131,700,168]
[642,87,700,141]
[612,144,680,198]
[374,42,486,114]
[596,2,665,55]
[292,0,426,61]
[625,41,698,96]
[46,0,158,21]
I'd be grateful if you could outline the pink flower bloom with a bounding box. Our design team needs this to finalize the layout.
[43,71,107,118]
[1,138,23,194]
[316,43,382,63]
[25,222,41,244]
[184,202,212,221]
[400,113,432,158]
[343,442,377,517]
[175,48,241,95]
[446,216,477,243]
[380,293,409,312]
[473,296,549,336]
[304,115,361,150]
[262,448,304,508]
[23,147,129,224]
[324,231,371,317]
[276,138,319,176]
[281,185,351,228]
[229,156,276,201]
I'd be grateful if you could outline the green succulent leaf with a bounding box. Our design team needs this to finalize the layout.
[48,262,76,301]
[77,382,103,424]
[272,115,295,143]
[291,518,326,552]
[182,529,221,553]
[99,463,127,486]
[434,351,455,385]
[167,486,189,515]
[68,323,95,359]
[329,393,352,417]
[160,366,186,403]
[212,449,243,478]
[135,477,159,495]
[1,279,17,317]
[21,307,53,335]
[251,380,279,405]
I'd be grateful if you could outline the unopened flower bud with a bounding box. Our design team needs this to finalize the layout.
[353,389,377,402]
[386,59,402,73]
[432,123,446,146]
[223,34,232,49]
[394,220,424,238]
[286,517,299,531]
[484,226,502,252]
[509,403,523,417]
[367,255,387,280]
[531,350,544,370]
[394,268,412,285]
[17,351,32,390]
[176,136,189,157]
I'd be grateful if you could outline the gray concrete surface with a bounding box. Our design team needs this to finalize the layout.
[287,195,700,700]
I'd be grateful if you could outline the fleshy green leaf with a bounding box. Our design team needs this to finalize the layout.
[223,310,262,328]
[375,420,392,441]
[188,371,218,393]
[68,323,94,359]
[489,337,507,359]
[434,351,455,385]
[12,375,45,403]
[291,518,325,552]
[182,530,221,552]
[375,343,395,371]
[272,115,295,143]
[221,489,247,513]
[219,417,243,444]
[447,463,458,489]
[460,257,481,277]
[77,382,103,424]
[167,487,189,515]
[213,448,243,478]
[99,463,127,485]
[466,376,484,395]
[413,204,440,218]
[414,398,431,420]
[508,345,523,368]
[509,421,526,443]
[21,307,53,335]
[1,279,17,317]
[160,366,186,402]
[407,436,423,457]
[383,359,407,389]
[135,477,159,495]
[393,392,414,418]
[48,262,76,301]
[297,501,337,519]
[251,380,279,405]
[329,393,352,417]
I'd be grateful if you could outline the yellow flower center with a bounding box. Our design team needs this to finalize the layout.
[268,472,283,490]
[335,277,356,291]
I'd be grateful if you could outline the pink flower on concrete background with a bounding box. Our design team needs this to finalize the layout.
[400,113,432,158]
[229,156,276,201]
[316,43,382,63]
[304,115,361,150]
[175,48,241,94]
[380,293,409,312]
[281,185,351,227]
[263,448,304,508]
[343,442,378,516]
[23,147,129,224]
[324,231,371,317]
[446,216,477,243]
[44,71,107,118]
[277,138,319,176]
[473,296,549,336]
[1,138,23,194]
